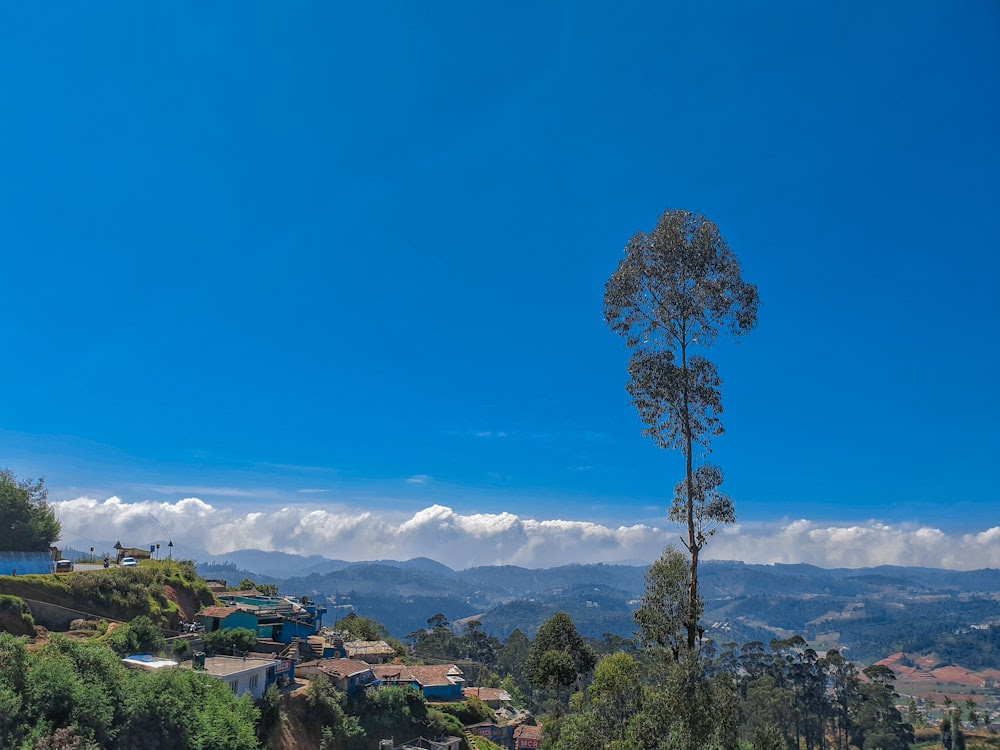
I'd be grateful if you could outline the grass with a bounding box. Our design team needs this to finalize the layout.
[0,559,215,628]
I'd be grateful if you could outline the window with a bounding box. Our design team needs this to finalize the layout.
[249,674,259,690]
[230,680,239,693]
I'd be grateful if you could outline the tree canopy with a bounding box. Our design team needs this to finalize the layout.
[525,612,595,693]
[0,469,61,552]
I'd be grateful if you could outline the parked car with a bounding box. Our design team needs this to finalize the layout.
[120,557,138,567]
[55,559,74,573]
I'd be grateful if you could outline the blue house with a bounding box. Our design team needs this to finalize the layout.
[215,593,326,644]
[298,658,374,695]
[372,664,465,700]
[195,605,259,633]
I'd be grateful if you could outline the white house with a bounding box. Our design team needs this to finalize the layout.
[192,655,281,700]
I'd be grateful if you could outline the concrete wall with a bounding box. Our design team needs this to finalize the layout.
[21,598,119,630]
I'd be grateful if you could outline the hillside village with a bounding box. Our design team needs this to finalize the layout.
[1,547,999,750]
[0,553,548,750]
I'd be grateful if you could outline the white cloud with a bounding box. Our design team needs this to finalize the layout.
[50,496,1000,571]
[405,474,430,484]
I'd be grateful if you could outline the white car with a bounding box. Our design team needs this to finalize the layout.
[120,557,138,567]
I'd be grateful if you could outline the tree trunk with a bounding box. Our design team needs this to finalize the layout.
[681,338,698,652]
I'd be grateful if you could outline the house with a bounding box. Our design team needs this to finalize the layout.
[462,687,512,710]
[215,593,326,644]
[297,658,374,695]
[112,541,151,564]
[187,655,282,700]
[466,721,513,747]
[195,605,259,634]
[372,664,465,700]
[344,639,397,663]
[389,739,462,750]
[514,724,542,749]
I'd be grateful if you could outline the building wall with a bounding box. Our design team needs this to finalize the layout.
[197,609,259,633]
[422,683,463,700]
[215,664,275,701]
[0,551,53,576]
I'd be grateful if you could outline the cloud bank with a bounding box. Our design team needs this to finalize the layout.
[52,496,1000,571]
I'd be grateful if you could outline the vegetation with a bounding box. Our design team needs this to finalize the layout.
[104,615,167,655]
[469,737,504,750]
[407,612,505,669]
[434,695,492,726]
[202,627,258,655]
[525,612,595,696]
[0,559,215,627]
[0,594,35,635]
[0,469,60,552]
[604,209,758,651]
[0,632,259,749]
[238,578,279,597]
[336,611,389,640]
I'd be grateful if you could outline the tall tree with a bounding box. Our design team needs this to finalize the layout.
[604,209,758,650]
[525,612,595,696]
[0,469,61,552]
[634,546,690,660]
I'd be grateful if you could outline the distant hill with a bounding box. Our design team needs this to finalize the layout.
[194,551,1000,665]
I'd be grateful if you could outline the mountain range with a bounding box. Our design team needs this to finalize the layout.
[193,550,1000,665]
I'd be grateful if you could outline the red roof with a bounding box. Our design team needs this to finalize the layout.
[463,687,512,702]
[317,659,373,679]
[198,606,243,618]
[514,725,542,740]
[372,664,464,688]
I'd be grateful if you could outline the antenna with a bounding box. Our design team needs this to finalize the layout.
[148,513,174,559]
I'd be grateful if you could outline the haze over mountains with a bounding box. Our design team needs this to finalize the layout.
[191,549,1000,667]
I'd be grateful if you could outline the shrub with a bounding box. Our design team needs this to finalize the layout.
[105,615,166,656]
[202,627,257,654]
[434,696,492,725]
[0,594,35,635]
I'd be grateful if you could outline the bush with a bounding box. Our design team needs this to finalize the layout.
[307,676,363,743]
[427,708,465,738]
[434,696,492,725]
[0,594,35,635]
[105,615,166,656]
[202,627,257,654]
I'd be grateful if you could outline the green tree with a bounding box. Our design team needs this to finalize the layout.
[305,675,363,744]
[408,612,459,660]
[526,612,595,699]
[459,619,501,665]
[118,667,260,750]
[237,578,278,597]
[0,468,61,551]
[604,209,758,651]
[335,611,388,641]
[634,546,690,660]
[496,627,531,688]
[0,633,29,746]
[24,649,116,747]
[106,615,167,655]
[852,665,914,750]
[202,627,257,654]
[824,648,861,750]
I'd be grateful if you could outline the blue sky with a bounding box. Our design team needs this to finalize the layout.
[1,3,998,566]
